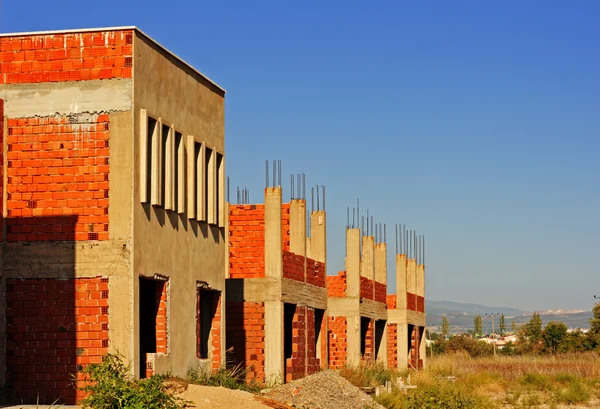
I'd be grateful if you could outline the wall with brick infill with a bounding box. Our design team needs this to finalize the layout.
[281,204,290,252]
[416,295,425,313]
[5,277,109,404]
[327,316,347,369]
[285,306,321,382]
[386,294,397,309]
[283,250,304,282]
[360,276,373,300]
[225,302,265,383]
[363,318,375,361]
[407,292,417,311]
[211,293,222,370]
[228,205,265,278]
[0,30,133,84]
[374,281,386,303]
[387,323,398,369]
[5,114,110,241]
[327,272,347,297]
[306,258,325,288]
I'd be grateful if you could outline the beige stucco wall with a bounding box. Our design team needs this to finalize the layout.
[131,32,226,378]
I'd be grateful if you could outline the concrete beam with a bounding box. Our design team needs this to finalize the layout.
[359,298,388,320]
[387,309,426,326]
[265,188,282,279]
[345,228,360,298]
[281,279,327,310]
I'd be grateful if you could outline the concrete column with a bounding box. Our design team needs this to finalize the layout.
[375,243,386,285]
[419,326,427,369]
[395,254,407,310]
[289,200,306,257]
[397,323,409,369]
[376,321,388,366]
[308,211,326,264]
[361,236,375,281]
[224,202,230,279]
[265,188,282,279]
[416,264,424,298]
[407,259,417,296]
[264,300,284,384]
[345,228,361,298]
[346,314,361,366]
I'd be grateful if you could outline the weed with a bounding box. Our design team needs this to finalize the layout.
[187,363,261,393]
[340,362,396,388]
[554,378,591,405]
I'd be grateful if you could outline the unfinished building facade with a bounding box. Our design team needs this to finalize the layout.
[226,171,327,384]
[0,27,226,403]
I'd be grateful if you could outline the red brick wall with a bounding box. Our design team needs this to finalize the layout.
[360,276,373,300]
[386,294,397,309]
[5,114,110,241]
[285,306,321,382]
[387,324,398,369]
[327,272,346,297]
[410,326,422,369]
[281,204,290,251]
[0,30,133,84]
[327,316,347,369]
[155,282,168,354]
[374,281,386,303]
[0,99,3,219]
[306,258,325,288]
[225,301,265,383]
[407,292,417,311]
[229,205,265,278]
[363,318,375,361]
[282,250,304,282]
[5,277,109,404]
[417,295,425,313]
[319,312,328,369]
[211,293,222,370]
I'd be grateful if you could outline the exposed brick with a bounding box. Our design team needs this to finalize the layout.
[387,323,398,369]
[327,316,347,369]
[374,281,386,303]
[326,272,346,297]
[229,205,265,278]
[386,294,397,309]
[225,301,265,383]
[360,276,374,300]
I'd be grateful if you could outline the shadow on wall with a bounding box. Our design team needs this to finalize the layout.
[3,215,109,405]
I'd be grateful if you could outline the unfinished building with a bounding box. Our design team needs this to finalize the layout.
[226,168,327,384]
[0,27,226,403]
[327,222,389,368]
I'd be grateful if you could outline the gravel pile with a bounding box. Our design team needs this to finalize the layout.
[262,370,384,409]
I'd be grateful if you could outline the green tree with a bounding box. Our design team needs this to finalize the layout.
[543,320,567,354]
[524,313,543,343]
[499,313,506,334]
[442,315,450,338]
[511,319,516,332]
[474,314,483,336]
[590,302,600,335]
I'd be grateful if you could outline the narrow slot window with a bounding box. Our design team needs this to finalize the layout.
[217,153,224,227]
[144,116,157,204]
[206,147,216,225]
[175,132,185,214]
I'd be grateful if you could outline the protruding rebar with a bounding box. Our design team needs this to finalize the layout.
[302,174,306,200]
[227,176,230,202]
[265,160,269,188]
[322,185,326,211]
[278,160,281,187]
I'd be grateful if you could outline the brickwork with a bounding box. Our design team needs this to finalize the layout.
[5,114,110,241]
[225,301,265,383]
[406,292,417,311]
[306,258,326,287]
[155,282,168,354]
[211,293,222,370]
[5,277,109,404]
[281,204,290,251]
[360,276,373,300]
[228,205,265,278]
[416,295,425,313]
[326,271,346,297]
[387,323,398,369]
[0,30,133,84]
[410,326,422,369]
[386,294,397,309]
[286,305,306,382]
[319,312,328,369]
[374,281,386,303]
[363,318,375,361]
[282,250,304,282]
[327,316,347,369]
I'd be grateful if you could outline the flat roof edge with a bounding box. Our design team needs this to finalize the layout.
[0,26,226,94]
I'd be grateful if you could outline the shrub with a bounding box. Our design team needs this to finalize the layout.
[444,335,494,358]
[554,379,591,405]
[79,353,186,409]
[187,363,260,393]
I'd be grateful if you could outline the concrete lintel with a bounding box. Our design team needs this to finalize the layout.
[359,298,387,320]
[289,200,306,257]
[388,309,426,326]
[225,278,282,303]
[345,228,360,297]
[0,79,132,117]
[326,296,360,317]
[2,240,131,279]
[264,188,282,279]
[375,243,386,284]
[281,279,327,310]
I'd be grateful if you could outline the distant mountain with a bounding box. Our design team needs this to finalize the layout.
[426,300,592,333]
[426,300,525,317]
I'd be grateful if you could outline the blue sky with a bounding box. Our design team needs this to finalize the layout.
[2,1,598,311]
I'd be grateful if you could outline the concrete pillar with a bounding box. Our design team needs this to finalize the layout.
[375,243,386,285]
[407,259,417,296]
[376,321,388,366]
[397,323,408,369]
[264,300,284,384]
[420,326,427,369]
[345,228,361,298]
[416,264,424,298]
[265,188,282,279]
[308,211,326,264]
[361,236,375,281]
[289,200,306,257]
[395,254,407,310]
[346,314,362,366]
